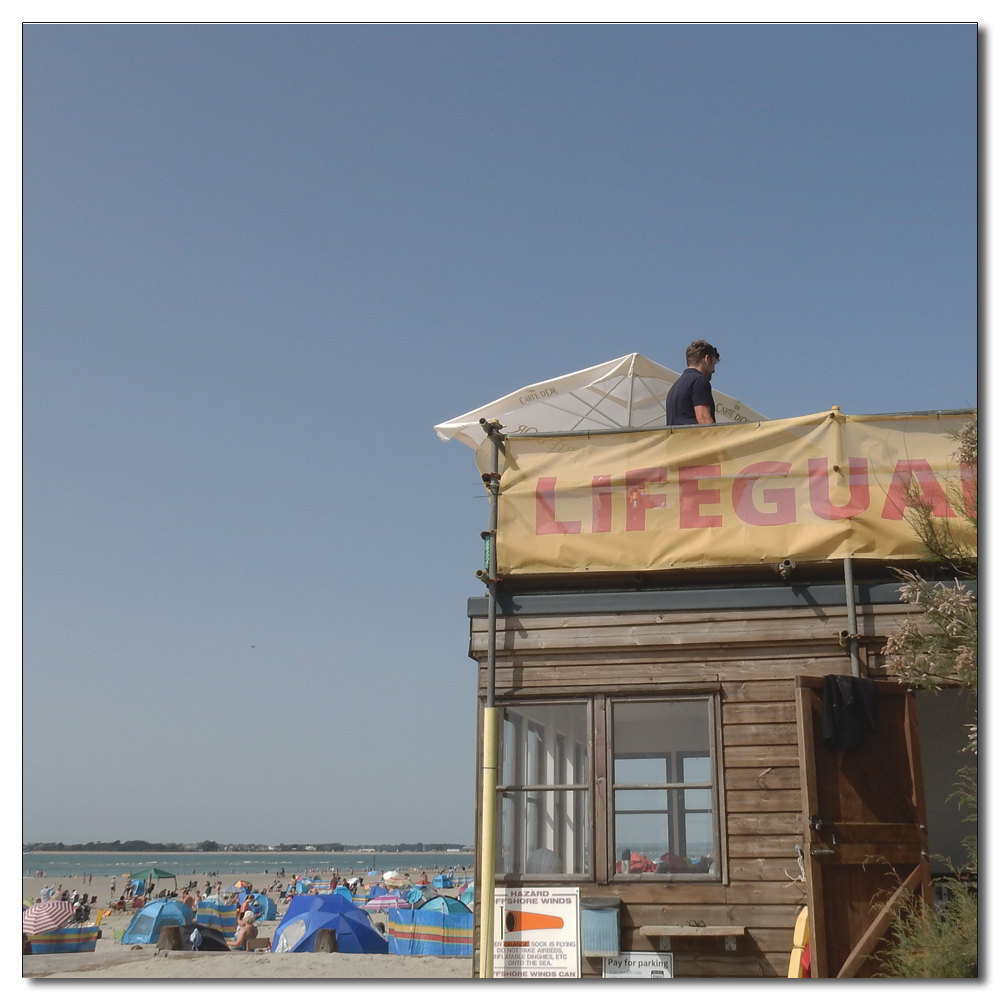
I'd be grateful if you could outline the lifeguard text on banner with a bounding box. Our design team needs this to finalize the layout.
[495,411,976,575]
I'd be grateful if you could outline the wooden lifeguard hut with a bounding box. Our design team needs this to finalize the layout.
[437,357,976,979]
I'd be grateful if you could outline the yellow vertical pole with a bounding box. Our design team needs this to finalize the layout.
[479,705,498,978]
[476,418,503,979]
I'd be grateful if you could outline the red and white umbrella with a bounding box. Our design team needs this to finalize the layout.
[23,900,76,936]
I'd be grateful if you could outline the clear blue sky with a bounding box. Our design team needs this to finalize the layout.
[22,24,977,845]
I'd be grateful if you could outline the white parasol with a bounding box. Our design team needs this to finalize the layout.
[434,353,767,454]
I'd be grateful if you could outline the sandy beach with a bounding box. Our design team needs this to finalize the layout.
[22,871,473,979]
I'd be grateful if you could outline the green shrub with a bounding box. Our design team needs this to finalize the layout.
[879,880,978,978]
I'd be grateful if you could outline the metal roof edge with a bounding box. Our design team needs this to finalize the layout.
[466,580,977,618]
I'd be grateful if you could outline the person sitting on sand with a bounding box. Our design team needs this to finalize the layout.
[233,911,258,951]
[181,887,195,909]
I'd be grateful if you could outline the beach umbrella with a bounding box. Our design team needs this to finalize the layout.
[362,895,409,911]
[128,866,176,880]
[23,900,76,936]
[272,894,387,954]
[434,352,768,460]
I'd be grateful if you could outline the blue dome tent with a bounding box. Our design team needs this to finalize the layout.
[249,893,277,921]
[418,895,471,914]
[122,899,194,945]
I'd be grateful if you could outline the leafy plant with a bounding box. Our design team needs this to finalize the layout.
[877,413,977,977]
[878,878,978,978]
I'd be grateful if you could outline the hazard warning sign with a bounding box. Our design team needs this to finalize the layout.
[492,887,581,978]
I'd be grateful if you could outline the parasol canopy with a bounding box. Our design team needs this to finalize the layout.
[361,894,409,910]
[23,900,76,936]
[126,867,176,880]
[434,353,767,461]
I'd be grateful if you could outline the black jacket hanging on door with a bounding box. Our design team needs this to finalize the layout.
[820,674,877,752]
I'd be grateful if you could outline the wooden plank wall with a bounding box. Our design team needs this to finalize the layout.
[470,601,915,978]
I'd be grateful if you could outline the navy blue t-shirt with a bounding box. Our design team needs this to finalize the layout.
[665,368,715,425]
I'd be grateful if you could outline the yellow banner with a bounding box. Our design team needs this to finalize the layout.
[496,411,976,574]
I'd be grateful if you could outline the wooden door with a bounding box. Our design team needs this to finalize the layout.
[796,676,932,978]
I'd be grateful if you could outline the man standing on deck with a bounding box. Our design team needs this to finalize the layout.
[665,340,720,425]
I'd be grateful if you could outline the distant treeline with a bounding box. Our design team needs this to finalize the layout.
[24,840,470,853]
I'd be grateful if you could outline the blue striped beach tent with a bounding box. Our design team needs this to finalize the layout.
[334,886,353,903]
[196,900,238,938]
[27,925,100,954]
[387,908,473,956]
[431,874,453,889]
[459,884,474,906]
[122,899,193,945]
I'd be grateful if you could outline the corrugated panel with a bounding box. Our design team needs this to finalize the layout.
[581,908,620,958]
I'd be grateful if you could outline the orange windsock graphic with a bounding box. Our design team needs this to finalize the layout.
[504,909,564,933]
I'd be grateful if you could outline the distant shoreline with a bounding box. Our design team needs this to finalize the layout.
[22,850,473,856]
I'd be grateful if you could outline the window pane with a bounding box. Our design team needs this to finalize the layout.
[500,704,590,785]
[611,699,717,878]
[498,790,590,875]
[614,810,670,866]
[616,788,667,812]
[684,813,715,862]
[613,700,711,757]
[682,756,711,783]
[614,757,668,784]
[497,703,591,877]
[684,788,712,810]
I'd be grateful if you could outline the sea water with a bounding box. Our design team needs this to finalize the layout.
[23,850,474,879]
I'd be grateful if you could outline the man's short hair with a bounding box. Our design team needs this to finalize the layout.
[686,340,720,365]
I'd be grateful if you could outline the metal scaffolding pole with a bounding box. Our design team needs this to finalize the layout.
[844,556,861,678]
